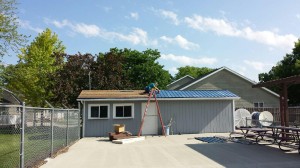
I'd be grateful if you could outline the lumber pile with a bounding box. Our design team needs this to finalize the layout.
[108,124,133,141]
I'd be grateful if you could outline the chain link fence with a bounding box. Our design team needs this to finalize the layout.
[0,104,80,168]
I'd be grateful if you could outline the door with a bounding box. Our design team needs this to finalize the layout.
[141,102,158,135]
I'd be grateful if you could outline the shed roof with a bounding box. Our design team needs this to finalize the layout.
[77,90,239,100]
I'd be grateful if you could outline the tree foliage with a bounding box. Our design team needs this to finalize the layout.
[50,53,93,107]
[92,48,131,90]
[259,39,300,105]
[50,48,171,107]
[0,0,27,57]
[122,48,171,89]
[5,28,65,106]
[174,66,215,80]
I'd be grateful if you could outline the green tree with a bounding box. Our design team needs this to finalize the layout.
[259,39,300,105]
[93,48,132,90]
[0,0,27,57]
[51,53,93,107]
[6,28,65,106]
[175,66,215,80]
[51,48,171,107]
[122,48,171,89]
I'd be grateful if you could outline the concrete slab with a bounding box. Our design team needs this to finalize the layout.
[40,133,300,168]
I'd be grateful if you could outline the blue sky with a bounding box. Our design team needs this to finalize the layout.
[3,0,300,81]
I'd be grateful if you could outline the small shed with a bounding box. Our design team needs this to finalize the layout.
[77,90,239,137]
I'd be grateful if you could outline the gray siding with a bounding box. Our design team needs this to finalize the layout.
[83,99,234,137]
[83,101,142,137]
[159,100,234,134]
[167,76,194,90]
[183,69,279,107]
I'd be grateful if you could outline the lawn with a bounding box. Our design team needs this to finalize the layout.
[0,126,73,168]
[0,133,20,168]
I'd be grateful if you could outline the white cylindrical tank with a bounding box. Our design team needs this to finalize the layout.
[234,108,251,127]
[251,111,273,126]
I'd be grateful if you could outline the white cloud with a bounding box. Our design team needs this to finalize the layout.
[160,35,199,50]
[160,54,217,65]
[168,67,179,75]
[184,15,298,50]
[72,23,101,37]
[130,12,139,20]
[46,19,156,46]
[159,9,180,25]
[243,60,274,72]
[18,20,43,33]
[296,14,300,19]
[112,28,151,45]
[51,19,69,28]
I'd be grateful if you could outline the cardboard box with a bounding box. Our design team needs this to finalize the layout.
[114,124,125,133]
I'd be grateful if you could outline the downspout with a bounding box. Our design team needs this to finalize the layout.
[232,99,236,132]
[82,101,86,137]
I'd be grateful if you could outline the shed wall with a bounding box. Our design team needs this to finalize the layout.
[159,100,234,134]
[83,101,142,137]
[83,99,234,137]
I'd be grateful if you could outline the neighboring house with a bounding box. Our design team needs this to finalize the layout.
[167,75,194,90]
[77,90,239,137]
[168,66,279,108]
[0,88,22,126]
[0,87,22,105]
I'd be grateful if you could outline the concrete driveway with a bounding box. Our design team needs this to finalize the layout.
[41,133,300,168]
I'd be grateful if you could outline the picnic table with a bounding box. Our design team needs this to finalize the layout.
[264,125,300,153]
[230,127,271,140]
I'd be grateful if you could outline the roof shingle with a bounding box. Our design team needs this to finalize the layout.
[78,90,239,99]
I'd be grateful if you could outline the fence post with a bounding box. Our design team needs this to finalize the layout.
[66,109,69,146]
[50,108,54,157]
[20,102,25,168]
[78,102,81,139]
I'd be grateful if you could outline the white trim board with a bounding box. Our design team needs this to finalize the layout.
[167,75,194,87]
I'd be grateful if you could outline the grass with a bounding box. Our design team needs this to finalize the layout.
[0,133,20,168]
[0,126,79,168]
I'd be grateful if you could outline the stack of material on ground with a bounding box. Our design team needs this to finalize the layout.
[195,136,227,143]
[109,124,132,141]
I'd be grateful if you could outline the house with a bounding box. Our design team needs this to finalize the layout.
[0,87,22,105]
[167,75,194,90]
[168,67,279,108]
[77,90,239,137]
[0,88,22,127]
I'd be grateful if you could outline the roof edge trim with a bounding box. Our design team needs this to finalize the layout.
[167,75,194,87]
[77,97,240,101]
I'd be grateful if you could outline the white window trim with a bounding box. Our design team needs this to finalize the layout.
[253,102,264,108]
[113,103,134,119]
[88,104,110,119]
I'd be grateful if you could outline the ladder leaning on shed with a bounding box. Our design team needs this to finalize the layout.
[138,89,166,137]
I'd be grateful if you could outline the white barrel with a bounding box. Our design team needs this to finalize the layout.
[251,111,273,126]
[234,108,251,127]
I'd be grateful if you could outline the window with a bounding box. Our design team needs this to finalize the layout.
[254,102,264,108]
[113,104,134,119]
[88,104,110,119]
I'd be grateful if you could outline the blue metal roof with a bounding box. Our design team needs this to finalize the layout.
[156,90,239,99]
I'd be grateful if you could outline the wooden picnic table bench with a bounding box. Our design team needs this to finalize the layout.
[264,125,300,153]
[230,127,270,141]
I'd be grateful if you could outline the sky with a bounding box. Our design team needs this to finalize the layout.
[3,0,300,82]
